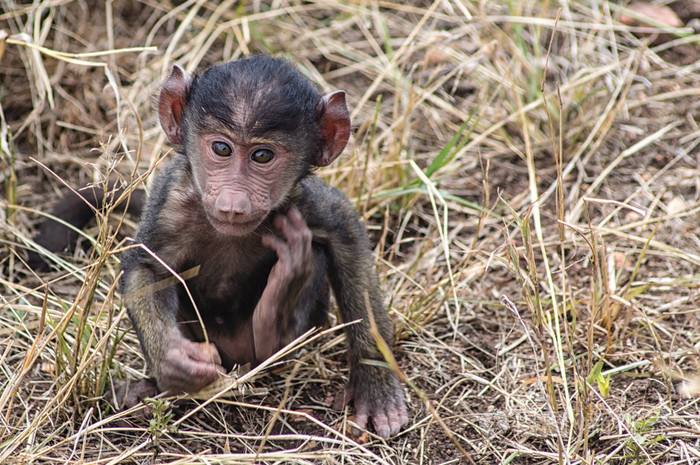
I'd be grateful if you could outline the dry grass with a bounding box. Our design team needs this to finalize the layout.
[2,1,700,463]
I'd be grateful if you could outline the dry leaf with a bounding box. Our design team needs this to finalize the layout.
[612,251,628,270]
[623,210,643,223]
[679,376,700,397]
[288,408,316,423]
[667,196,687,215]
[422,46,452,68]
[40,362,55,376]
[620,3,683,28]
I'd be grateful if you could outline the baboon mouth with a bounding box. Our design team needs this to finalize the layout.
[207,214,263,234]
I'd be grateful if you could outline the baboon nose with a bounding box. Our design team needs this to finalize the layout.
[215,193,251,218]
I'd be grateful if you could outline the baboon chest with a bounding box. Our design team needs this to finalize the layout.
[177,242,276,326]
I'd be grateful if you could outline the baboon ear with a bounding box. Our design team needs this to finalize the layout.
[159,65,192,146]
[315,91,351,166]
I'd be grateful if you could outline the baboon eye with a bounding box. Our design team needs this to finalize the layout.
[212,141,232,157]
[251,148,274,164]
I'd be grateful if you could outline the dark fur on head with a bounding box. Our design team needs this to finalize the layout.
[183,56,323,175]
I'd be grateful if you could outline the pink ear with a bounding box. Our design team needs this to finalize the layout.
[316,91,351,166]
[159,65,192,145]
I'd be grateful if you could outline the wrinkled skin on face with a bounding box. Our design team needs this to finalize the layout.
[190,132,296,235]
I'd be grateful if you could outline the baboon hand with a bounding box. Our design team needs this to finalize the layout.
[262,206,314,293]
[156,331,225,394]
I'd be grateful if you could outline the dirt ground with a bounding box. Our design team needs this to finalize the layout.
[2,1,700,464]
